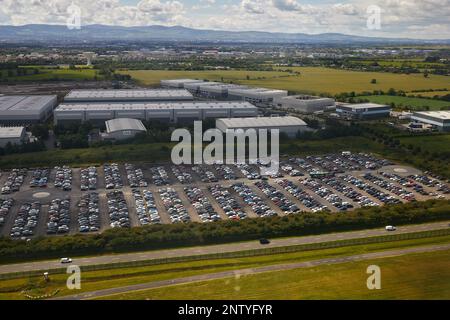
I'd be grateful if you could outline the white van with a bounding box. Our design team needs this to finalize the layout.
[60,257,72,264]
[385,225,397,231]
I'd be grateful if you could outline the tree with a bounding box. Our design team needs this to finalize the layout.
[371,79,377,84]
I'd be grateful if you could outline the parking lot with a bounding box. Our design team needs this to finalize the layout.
[0,152,448,240]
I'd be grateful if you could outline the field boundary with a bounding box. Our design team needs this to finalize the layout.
[1,228,449,281]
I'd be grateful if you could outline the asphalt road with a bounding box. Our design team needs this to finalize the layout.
[1,220,449,275]
[53,242,450,300]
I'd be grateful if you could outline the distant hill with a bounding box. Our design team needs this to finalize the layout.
[0,24,448,44]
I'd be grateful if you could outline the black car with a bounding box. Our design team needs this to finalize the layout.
[259,238,270,245]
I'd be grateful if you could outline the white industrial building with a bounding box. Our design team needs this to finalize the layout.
[0,126,27,147]
[0,95,57,124]
[411,111,450,132]
[198,83,247,99]
[227,87,288,108]
[160,79,204,89]
[54,101,258,125]
[274,95,335,114]
[216,116,308,138]
[336,103,391,120]
[64,89,193,103]
[184,81,222,95]
[102,118,147,141]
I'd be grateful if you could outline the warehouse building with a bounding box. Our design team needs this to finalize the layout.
[336,103,391,120]
[54,101,258,125]
[216,116,308,138]
[227,87,288,108]
[0,126,27,147]
[102,118,147,141]
[0,95,57,124]
[160,79,204,89]
[183,81,221,95]
[64,89,193,103]
[411,111,450,132]
[274,95,335,114]
[198,84,247,100]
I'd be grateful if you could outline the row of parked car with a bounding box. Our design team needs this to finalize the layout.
[30,168,49,188]
[47,198,70,234]
[300,178,353,211]
[125,163,148,188]
[1,168,26,194]
[172,166,192,184]
[321,177,378,207]
[255,181,300,214]
[276,179,328,212]
[107,190,130,228]
[10,202,40,238]
[78,192,100,232]
[150,166,169,186]
[192,165,218,183]
[104,163,123,189]
[342,175,401,205]
[159,187,190,223]
[380,172,428,196]
[235,164,261,180]
[0,198,14,227]
[132,189,161,225]
[81,167,98,191]
[184,186,221,222]
[363,173,415,202]
[54,166,72,191]
[213,164,237,180]
[232,183,277,218]
[209,185,246,221]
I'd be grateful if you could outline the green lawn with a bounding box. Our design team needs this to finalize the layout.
[358,95,450,111]
[119,67,450,95]
[1,233,449,300]
[398,134,450,154]
[104,249,450,300]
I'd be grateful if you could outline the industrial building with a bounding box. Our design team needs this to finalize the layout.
[183,81,221,95]
[102,118,147,141]
[227,87,288,108]
[0,126,27,147]
[411,111,450,132]
[198,83,247,100]
[0,95,57,124]
[216,116,308,138]
[54,101,258,125]
[64,89,193,103]
[274,95,335,114]
[336,103,391,120]
[160,79,204,89]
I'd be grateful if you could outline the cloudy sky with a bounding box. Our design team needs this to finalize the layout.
[0,0,449,39]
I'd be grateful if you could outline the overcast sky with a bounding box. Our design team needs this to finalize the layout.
[0,0,449,39]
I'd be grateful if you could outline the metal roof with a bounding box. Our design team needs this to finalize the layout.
[217,116,307,128]
[340,103,389,109]
[0,95,56,114]
[105,118,147,133]
[65,89,193,100]
[413,111,450,120]
[55,101,257,111]
[0,126,25,138]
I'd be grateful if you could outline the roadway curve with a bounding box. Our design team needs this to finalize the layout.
[53,242,450,300]
[0,220,449,275]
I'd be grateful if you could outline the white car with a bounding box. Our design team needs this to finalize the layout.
[60,257,72,264]
[385,225,397,231]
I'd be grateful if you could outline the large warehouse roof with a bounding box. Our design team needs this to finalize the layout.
[217,116,307,128]
[105,118,147,133]
[56,101,257,111]
[0,126,25,138]
[413,111,450,120]
[0,95,56,114]
[64,89,193,101]
[339,103,389,110]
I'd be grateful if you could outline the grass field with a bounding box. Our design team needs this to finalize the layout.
[120,67,450,95]
[358,95,450,110]
[103,249,450,300]
[398,134,450,153]
[411,90,450,98]
[1,233,449,300]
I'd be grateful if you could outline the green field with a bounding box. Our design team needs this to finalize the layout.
[398,134,450,154]
[120,67,450,95]
[103,249,450,300]
[358,95,450,110]
[411,90,450,98]
[1,232,449,300]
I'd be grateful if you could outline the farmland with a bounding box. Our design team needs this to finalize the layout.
[358,95,450,111]
[119,67,450,95]
[102,248,450,300]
